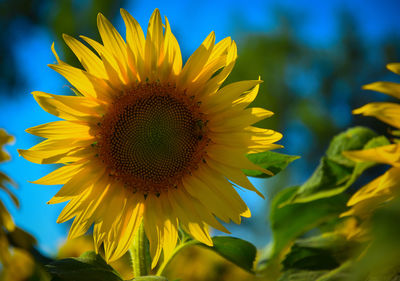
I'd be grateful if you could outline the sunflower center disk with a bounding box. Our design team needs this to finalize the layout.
[98,84,208,194]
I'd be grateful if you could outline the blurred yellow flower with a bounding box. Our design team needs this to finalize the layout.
[164,246,257,281]
[0,249,35,281]
[342,63,400,231]
[57,235,134,280]
[19,8,282,267]
[0,129,17,265]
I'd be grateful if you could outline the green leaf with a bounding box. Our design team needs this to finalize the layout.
[283,247,339,271]
[46,251,123,281]
[278,261,353,281]
[269,186,348,257]
[185,236,257,273]
[325,126,377,167]
[208,236,257,272]
[278,269,329,281]
[282,233,359,271]
[244,151,299,178]
[287,127,390,204]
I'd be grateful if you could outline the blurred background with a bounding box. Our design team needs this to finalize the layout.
[1,0,400,258]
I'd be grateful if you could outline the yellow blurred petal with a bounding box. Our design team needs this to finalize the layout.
[0,201,14,231]
[353,102,400,129]
[348,167,400,207]
[387,63,400,75]
[343,144,400,166]
[363,81,400,99]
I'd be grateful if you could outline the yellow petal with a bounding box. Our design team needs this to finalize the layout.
[196,40,237,98]
[206,157,264,198]
[120,8,145,79]
[347,168,400,207]
[56,189,91,223]
[163,16,182,77]
[210,107,273,131]
[353,102,400,129]
[144,195,164,268]
[182,172,235,223]
[18,138,93,164]
[32,91,103,121]
[62,34,107,79]
[80,35,128,87]
[0,201,14,231]
[26,121,92,140]
[178,32,215,88]
[167,189,213,246]
[97,13,131,84]
[343,144,400,166]
[31,162,86,185]
[50,64,114,101]
[49,165,104,205]
[363,81,400,100]
[107,195,144,262]
[144,9,163,81]
[387,63,400,75]
[203,80,262,113]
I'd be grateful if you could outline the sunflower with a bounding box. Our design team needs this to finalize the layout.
[0,129,17,264]
[342,63,400,231]
[19,9,282,266]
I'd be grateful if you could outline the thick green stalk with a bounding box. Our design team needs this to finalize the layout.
[132,222,150,277]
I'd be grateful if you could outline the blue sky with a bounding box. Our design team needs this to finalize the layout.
[1,0,400,255]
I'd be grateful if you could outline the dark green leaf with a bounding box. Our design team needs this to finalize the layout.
[244,151,299,178]
[278,269,328,281]
[278,261,353,281]
[282,233,359,271]
[46,251,122,281]
[191,236,257,272]
[283,247,339,271]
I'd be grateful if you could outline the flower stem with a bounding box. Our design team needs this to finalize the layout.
[132,222,150,277]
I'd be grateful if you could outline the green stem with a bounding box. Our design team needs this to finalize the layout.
[132,222,150,277]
